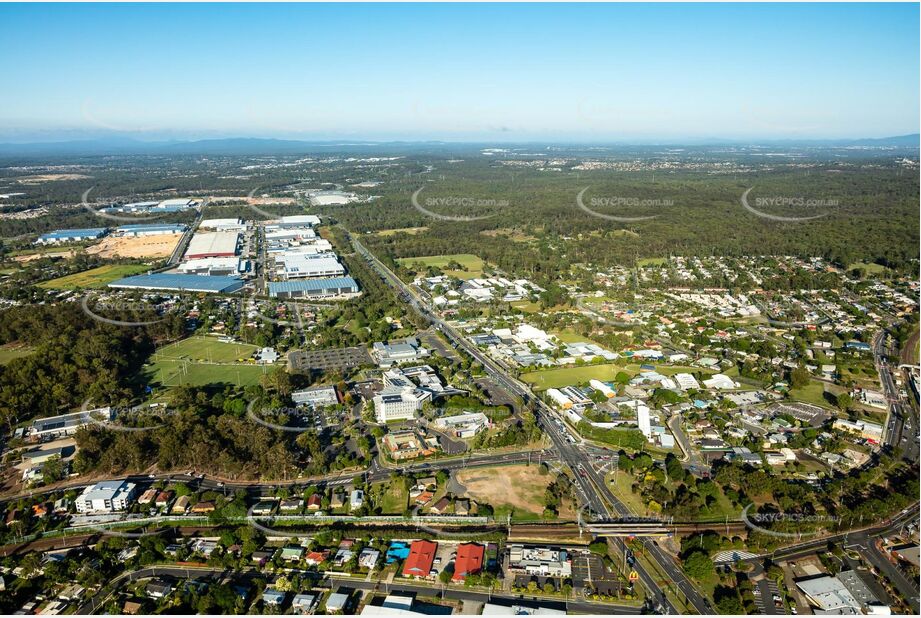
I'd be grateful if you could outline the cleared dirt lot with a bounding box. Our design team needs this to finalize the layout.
[87,232,182,258]
[13,250,77,262]
[455,464,550,515]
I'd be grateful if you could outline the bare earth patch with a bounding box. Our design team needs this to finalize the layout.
[87,233,183,258]
[455,464,550,514]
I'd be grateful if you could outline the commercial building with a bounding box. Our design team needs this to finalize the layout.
[308,191,358,206]
[381,430,440,460]
[266,238,332,255]
[199,218,246,231]
[267,214,321,229]
[184,231,239,259]
[703,374,738,390]
[157,198,197,209]
[177,257,246,276]
[36,228,107,245]
[673,373,701,391]
[292,385,339,408]
[75,480,137,513]
[276,253,345,279]
[108,273,245,294]
[401,540,437,578]
[589,379,615,398]
[857,389,888,410]
[267,277,360,300]
[265,228,316,243]
[434,412,490,438]
[115,223,187,237]
[638,405,652,438]
[796,576,863,614]
[373,386,430,423]
[371,338,430,368]
[833,418,884,441]
[546,388,573,410]
[30,408,113,439]
[507,545,571,577]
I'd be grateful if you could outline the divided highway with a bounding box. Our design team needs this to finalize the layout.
[350,233,709,613]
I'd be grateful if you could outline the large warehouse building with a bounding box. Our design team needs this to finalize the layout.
[266,214,320,230]
[268,277,359,299]
[158,198,197,209]
[36,228,108,245]
[108,273,245,294]
[184,231,240,259]
[177,257,247,276]
[115,223,187,237]
[276,253,345,279]
[200,218,247,231]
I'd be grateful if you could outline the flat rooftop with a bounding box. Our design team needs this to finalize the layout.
[108,273,245,293]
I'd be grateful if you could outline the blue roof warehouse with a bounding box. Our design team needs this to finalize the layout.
[108,273,245,294]
[35,228,108,245]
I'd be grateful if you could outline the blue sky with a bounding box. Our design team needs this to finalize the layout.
[0,3,918,142]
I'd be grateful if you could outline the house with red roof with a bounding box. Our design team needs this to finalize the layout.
[401,540,438,578]
[452,543,485,581]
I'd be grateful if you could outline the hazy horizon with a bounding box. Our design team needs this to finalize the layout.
[2,3,919,143]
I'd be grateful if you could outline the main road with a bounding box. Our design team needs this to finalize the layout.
[350,233,710,613]
[76,564,643,615]
[874,330,919,463]
[0,448,554,507]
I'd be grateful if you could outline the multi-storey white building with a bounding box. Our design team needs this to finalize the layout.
[75,480,137,513]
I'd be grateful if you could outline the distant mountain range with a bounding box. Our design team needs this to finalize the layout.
[0,134,916,157]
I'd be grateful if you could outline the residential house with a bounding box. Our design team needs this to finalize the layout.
[429,497,451,515]
[453,543,485,582]
[402,540,438,578]
[171,495,191,514]
[280,546,305,562]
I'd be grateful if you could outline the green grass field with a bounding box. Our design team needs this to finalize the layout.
[551,329,595,344]
[789,379,840,409]
[397,253,486,280]
[510,300,542,313]
[151,336,259,363]
[521,364,627,390]
[146,361,269,387]
[521,362,716,390]
[847,261,888,275]
[145,336,267,387]
[38,264,151,290]
[0,343,34,365]
[378,483,408,514]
